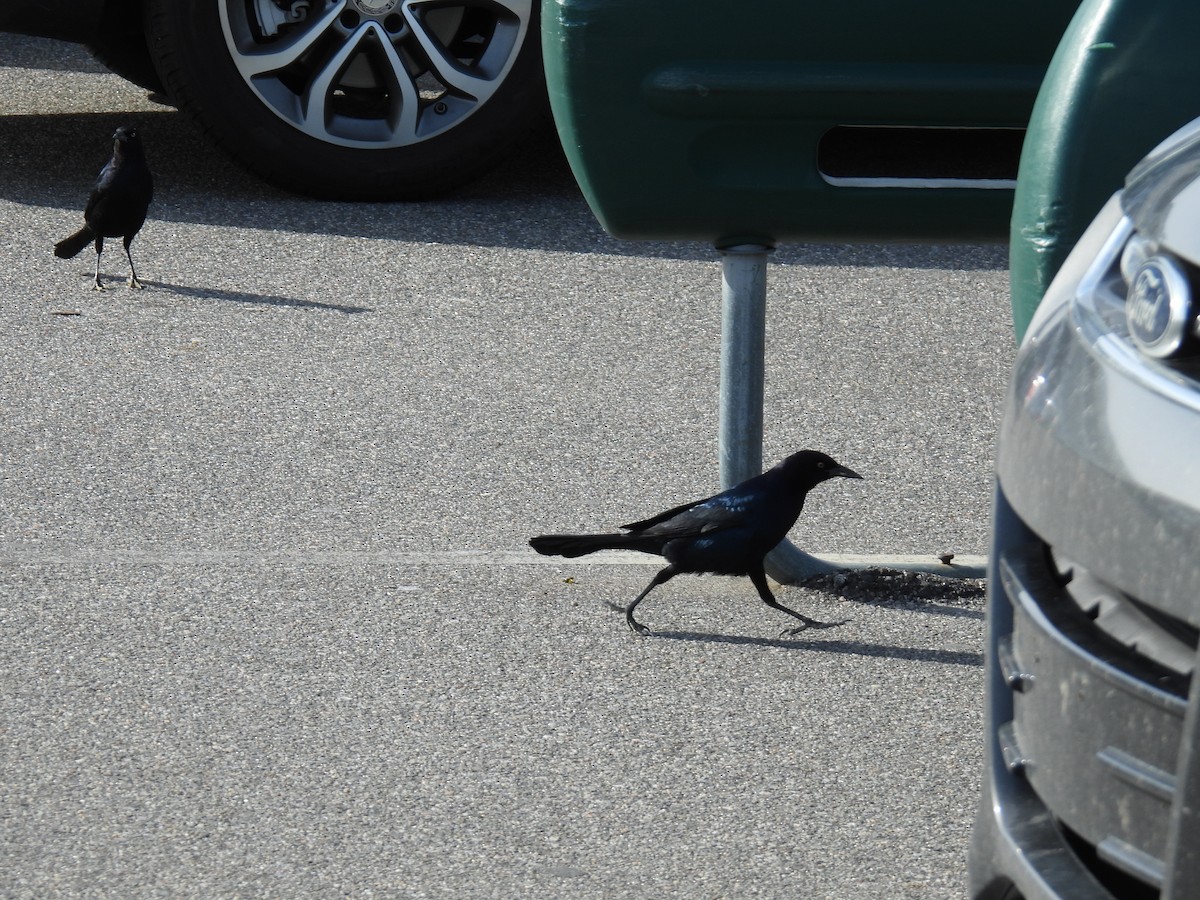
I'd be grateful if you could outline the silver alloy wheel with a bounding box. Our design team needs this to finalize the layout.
[218,0,533,149]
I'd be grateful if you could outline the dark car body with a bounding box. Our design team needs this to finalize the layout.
[2,0,546,199]
[1,2,106,41]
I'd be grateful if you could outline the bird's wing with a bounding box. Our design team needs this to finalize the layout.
[83,161,117,221]
[621,492,750,538]
[620,497,708,531]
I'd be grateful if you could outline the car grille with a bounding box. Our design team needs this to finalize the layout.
[1052,550,1199,679]
[996,541,1194,895]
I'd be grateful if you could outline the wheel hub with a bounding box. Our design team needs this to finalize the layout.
[352,0,399,15]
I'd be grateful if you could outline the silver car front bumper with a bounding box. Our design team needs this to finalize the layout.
[970,197,1200,899]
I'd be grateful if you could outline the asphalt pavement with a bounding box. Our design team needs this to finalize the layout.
[1,34,1014,898]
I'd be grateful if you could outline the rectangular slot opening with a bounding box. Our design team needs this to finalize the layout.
[818,125,1024,189]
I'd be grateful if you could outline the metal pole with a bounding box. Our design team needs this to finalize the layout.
[718,245,767,486]
[718,244,840,581]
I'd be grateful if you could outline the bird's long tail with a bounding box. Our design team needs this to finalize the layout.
[530,532,658,558]
[54,227,94,260]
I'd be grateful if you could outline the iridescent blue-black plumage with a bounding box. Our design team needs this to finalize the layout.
[529,450,862,635]
[54,125,154,290]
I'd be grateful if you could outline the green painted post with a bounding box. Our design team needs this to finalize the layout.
[542,0,1074,247]
[1010,0,1200,341]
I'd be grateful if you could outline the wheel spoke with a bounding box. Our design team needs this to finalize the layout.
[297,22,419,142]
[402,0,532,100]
[232,1,347,78]
[302,23,366,131]
[401,3,491,100]
[363,25,421,140]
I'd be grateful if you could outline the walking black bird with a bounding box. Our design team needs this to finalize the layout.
[54,125,154,291]
[530,449,863,636]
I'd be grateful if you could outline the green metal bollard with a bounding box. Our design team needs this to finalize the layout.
[1010,0,1200,341]
[543,0,1075,246]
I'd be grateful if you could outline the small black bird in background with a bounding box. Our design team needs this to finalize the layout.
[530,449,863,636]
[55,125,154,291]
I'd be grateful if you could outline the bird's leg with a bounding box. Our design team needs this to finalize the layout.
[123,236,143,289]
[92,236,105,291]
[749,567,845,637]
[625,566,677,636]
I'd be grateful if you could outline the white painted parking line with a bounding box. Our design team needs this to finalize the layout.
[0,548,987,575]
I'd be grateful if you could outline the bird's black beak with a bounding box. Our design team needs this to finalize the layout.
[832,465,863,480]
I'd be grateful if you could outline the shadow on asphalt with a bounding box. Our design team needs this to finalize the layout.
[51,274,373,313]
[652,630,984,667]
[141,280,374,314]
[3,106,1006,269]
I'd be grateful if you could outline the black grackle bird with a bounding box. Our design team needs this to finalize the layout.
[55,125,154,291]
[530,450,863,636]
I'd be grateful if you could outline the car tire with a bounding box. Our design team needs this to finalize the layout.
[141,0,545,200]
[86,0,164,93]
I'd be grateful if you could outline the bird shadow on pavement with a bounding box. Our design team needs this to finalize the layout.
[136,279,372,314]
[651,630,983,667]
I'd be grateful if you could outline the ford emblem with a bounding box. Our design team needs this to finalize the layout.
[1126,253,1193,358]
